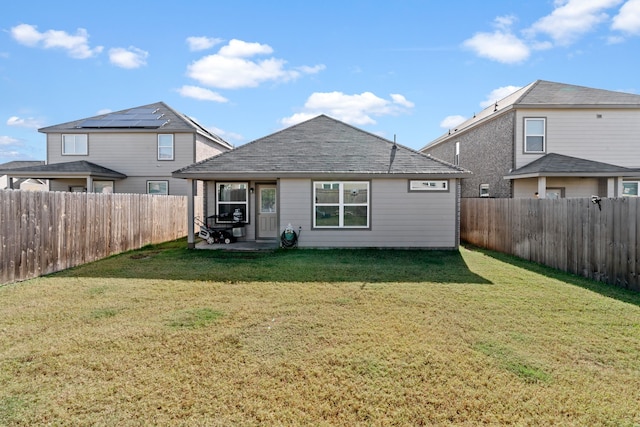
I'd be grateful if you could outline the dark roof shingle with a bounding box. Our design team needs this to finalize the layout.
[505,153,640,178]
[174,115,469,178]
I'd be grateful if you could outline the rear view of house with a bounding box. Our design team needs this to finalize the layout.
[174,115,470,249]
[6,102,232,195]
[422,80,640,198]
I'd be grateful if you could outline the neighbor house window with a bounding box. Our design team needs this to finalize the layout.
[314,181,369,228]
[62,134,88,155]
[623,181,639,197]
[524,118,546,153]
[158,134,174,160]
[479,184,489,197]
[147,180,168,195]
[454,142,460,165]
[216,182,248,223]
[93,181,114,193]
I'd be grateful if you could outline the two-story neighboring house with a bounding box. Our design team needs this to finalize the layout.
[5,102,232,195]
[421,80,640,198]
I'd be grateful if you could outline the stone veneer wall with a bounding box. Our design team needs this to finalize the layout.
[423,111,515,198]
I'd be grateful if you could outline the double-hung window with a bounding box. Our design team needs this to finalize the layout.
[158,134,174,160]
[314,181,369,228]
[62,134,88,155]
[524,118,546,153]
[216,182,248,223]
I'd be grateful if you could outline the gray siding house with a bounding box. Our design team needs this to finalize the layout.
[421,80,640,199]
[6,102,232,195]
[173,115,470,249]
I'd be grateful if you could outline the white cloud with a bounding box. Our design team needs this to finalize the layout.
[463,30,530,64]
[527,0,624,45]
[187,39,324,89]
[479,85,522,108]
[390,94,415,108]
[612,0,640,34]
[96,108,112,115]
[186,36,223,51]
[109,46,148,69]
[0,135,20,146]
[280,91,414,127]
[10,23,103,59]
[6,116,43,129]
[177,85,228,102]
[218,39,273,57]
[207,125,243,142]
[440,115,467,129]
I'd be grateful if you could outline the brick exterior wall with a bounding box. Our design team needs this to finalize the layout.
[423,112,515,198]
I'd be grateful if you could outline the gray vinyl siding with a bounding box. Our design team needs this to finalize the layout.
[513,177,602,198]
[422,112,514,198]
[45,132,211,195]
[515,109,640,169]
[279,178,458,249]
[47,132,196,175]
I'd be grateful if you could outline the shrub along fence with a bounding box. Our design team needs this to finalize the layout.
[461,197,639,291]
[0,190,195,285]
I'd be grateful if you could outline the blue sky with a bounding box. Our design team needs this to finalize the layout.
[2,0,640,163]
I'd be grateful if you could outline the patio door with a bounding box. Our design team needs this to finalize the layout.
[257,184,277,239]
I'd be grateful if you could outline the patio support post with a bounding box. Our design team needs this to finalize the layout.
[617,177,624,197]
[537,176,546,199]
[86,176,93,192]
[607,178,615,198]
[187,179,195,249]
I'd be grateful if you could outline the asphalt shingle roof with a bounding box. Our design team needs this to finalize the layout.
[505,153,640,178]
[38,102,231,149]
[424,80,640,150]
[174,115,469,178]
[0,160,45,171]
[4,160,126,179]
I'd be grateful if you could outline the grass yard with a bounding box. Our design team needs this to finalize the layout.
[1,240,640,426]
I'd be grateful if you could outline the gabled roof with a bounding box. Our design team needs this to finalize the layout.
[38,101,232,149]
[4,160,126,179]
[504,153,640,179]
[424,80,640,150]
[173,115,470,179]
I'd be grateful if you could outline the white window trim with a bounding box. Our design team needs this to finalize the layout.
[454,142,460,166]
[158,134,174,161]
[409,180,449,191]
[62,134,88,155]
[313,181,369,229]
[215,182,249,223]
[524,118,546,153]
[147,180,169,195]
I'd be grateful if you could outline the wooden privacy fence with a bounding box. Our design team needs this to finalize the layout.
[1,190,191,285]
[461,197,639,291]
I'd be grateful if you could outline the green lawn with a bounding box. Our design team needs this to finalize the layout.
[1,240,639,426]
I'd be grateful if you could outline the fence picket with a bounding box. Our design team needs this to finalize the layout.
[461,197,640,291]
[1,190,195,285]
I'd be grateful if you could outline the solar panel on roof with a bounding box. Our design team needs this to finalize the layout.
[126,108,157,114]
[78,107,168,128]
